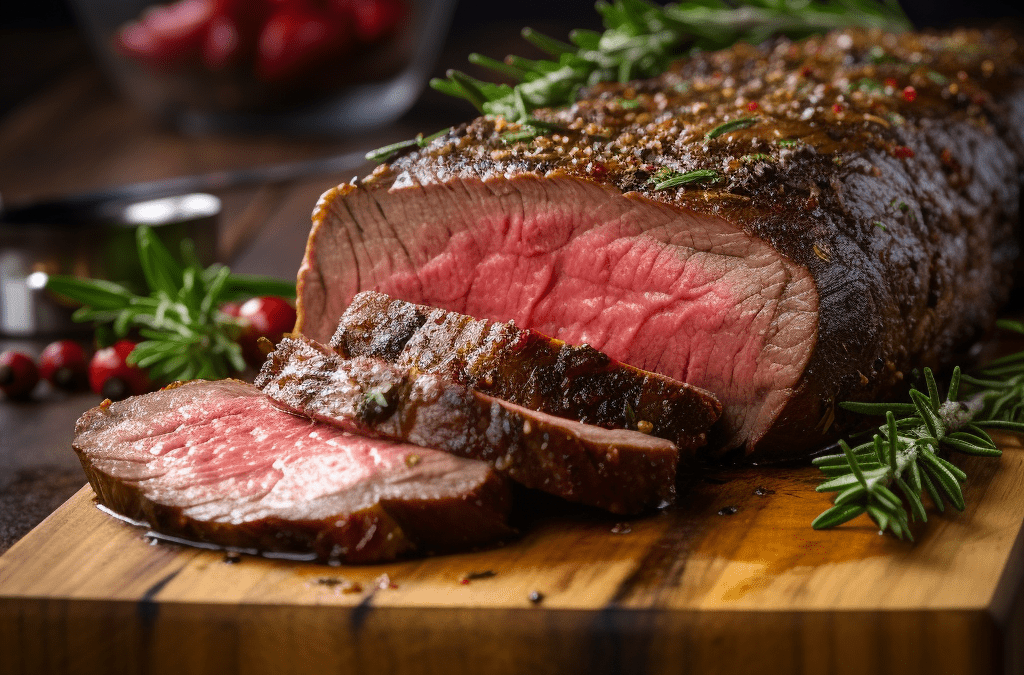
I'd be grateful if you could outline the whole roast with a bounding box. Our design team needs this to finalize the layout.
[295,28,1024,459]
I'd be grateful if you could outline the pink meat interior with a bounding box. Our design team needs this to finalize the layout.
[301,175,818,448]
[80,381,492,524]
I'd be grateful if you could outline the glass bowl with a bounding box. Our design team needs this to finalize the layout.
[69,0,456,135]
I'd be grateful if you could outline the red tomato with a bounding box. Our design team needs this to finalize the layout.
[116,21,163,64]
[219,301,243,318]
[116,0,216,66]
[39,340,89,392]
[0,351,39,400]
[146,0,217,59]
[331,0,406,43]
[203,15,242,69]
[89,341,151,401]
[202,0,267,70]
[256,5,350,82]
[236,296,297,366]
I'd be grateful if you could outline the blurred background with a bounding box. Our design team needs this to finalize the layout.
[0,0,1022,550]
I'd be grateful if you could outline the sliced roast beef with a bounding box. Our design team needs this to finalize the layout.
[256,335,680,513]
[72,379,513,563]
[329,290,721,450]
[295,29,1024,459]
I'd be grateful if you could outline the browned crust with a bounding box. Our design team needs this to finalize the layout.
[330,291,721,450]
[296,28,1024,459]
[257,336,680,514]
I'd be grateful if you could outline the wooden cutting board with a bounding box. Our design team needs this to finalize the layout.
[2,436,1023,675]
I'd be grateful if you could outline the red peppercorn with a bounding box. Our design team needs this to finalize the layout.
[884,78,899,89]
[89,341,151,401]
[589,161,607,178]
[832,103,845,114]
[902,86,917,103]
[0,351,39,400]
[237,296,298,367]
[747,101,759,112]
[892,145,915,159]
[800,65,813,77]
[39,340,89,392]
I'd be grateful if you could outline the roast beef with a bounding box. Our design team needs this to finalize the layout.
[330,290,721,449]
[256,335,680,513]
[72,379,514,563]
[295,29,1024,459]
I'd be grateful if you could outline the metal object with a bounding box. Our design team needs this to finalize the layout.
[0,193,220,337]
[0,147,370,221]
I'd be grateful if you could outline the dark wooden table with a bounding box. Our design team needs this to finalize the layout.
[0,30,489,552]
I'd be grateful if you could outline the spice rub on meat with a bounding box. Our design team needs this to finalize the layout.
[257,335,684,513]
[296,28,1024,459]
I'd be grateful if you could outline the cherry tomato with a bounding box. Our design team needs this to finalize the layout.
[0,351,39,400]
[218,301,242,318]
[89,341,151,401]
[202,15,242,70]
[39,340,89,392]
[256,5,350,82]
[116,0,216,67]
[237,296,297,366]
[349,0,407,43]
[201,0,266,70]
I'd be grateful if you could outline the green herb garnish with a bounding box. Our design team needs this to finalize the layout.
[369,0,909,163]
[849,77,884,93]
[813,320,1024,539]
[650,168,720,190]
[868,45,905,64]
[45,226,294,382]
[812,367,1006,539]
[366,389,389,407]
[365,128,452,163]
[705,116,758,141]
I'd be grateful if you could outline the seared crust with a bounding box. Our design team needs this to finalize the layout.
[257,335,681,514]
[330,291,721,450]
[297,29,1024,458]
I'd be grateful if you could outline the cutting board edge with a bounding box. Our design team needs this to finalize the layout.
[0,597,1012,675]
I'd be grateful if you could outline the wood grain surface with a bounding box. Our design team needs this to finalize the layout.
[2,434,1022,675]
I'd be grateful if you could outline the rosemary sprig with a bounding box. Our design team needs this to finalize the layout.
[45,226,294,382]
[367,0,909,163]
[438,0,908,122]
[812,333,1024,538]
[960,319,1024,422]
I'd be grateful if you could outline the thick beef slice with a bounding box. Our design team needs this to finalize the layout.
[330,291,722,450]
[296,29,1024,459]
[256,336,679,513]
[73,379,513,563]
